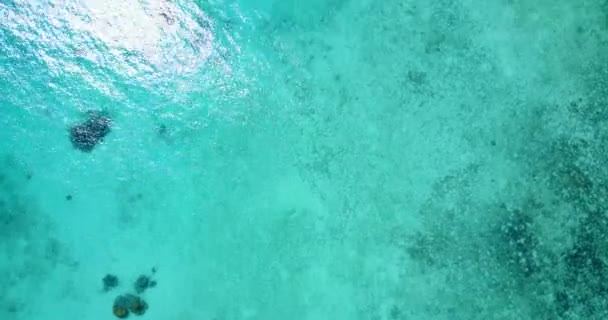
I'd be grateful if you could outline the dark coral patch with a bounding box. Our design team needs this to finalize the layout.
[125,294,148,316]
[69,112,112,152]
[103,274,119,292]
[134,275,156,294]
[112,295,130,318]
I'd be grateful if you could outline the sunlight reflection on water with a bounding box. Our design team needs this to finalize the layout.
[0,1,233,86]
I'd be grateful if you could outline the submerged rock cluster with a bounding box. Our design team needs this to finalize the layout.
[103,274,119,292]
[134,275,156,294]
[102,270,157,318]
[113,294,148,318]
[69,112,112,152]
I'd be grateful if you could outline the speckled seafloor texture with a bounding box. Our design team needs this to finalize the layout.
[1,1,608,319]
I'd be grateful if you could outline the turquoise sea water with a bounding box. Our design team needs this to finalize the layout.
[2,0,608,319]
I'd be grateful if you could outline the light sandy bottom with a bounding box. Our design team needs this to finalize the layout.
[1,1,608,319]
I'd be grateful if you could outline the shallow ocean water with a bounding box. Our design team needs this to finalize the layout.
[1,0,608,319]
